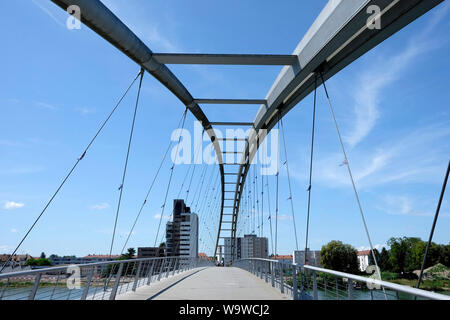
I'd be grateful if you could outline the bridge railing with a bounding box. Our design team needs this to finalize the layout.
[234,258,449,300]
[0,256,212,300]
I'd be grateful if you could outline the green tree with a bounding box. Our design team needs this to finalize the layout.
[379,247,391,271]
[368,248,381,267]
[320,240,359,274]
[40,252,46,259]
[121,248,136,260]
[25,258,52,266]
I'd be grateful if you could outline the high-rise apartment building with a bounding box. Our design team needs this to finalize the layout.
[224,234,268,263]
[166,199,198,264]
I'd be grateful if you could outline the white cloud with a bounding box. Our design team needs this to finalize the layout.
[76,107,96,115]
[275,214,292,221]
[154,214,171,220]
[358,244,385,251]
[36,101,58,110]
[302,123,450,189]
[344,4,449,148]
[0,245,12,252]
[31,0,66,28]
[3,201,25,210]
[90,203,110,210]
[10,228,18,233]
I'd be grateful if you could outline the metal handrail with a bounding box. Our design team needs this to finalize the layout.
[0,256,212,300]
[235,258,450,300]
[0,256,178,279]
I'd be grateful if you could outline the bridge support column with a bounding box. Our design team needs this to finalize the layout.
[81,267,95,300]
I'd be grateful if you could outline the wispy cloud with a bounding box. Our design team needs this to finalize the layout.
[299,122,450,189]
[35,101,58,111]
[31,0,66,28]
[90,203,110,210]
[10,228,18,233]
[75,107,96,116]
[344,4,449,148]
[358,244,385,251]
[0,165,46,175]
[153,214,171,220]
[3,201,25,210]
[379,194,450,218]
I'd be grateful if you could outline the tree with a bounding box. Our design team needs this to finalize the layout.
[25,258,52,266]
[368,248,381,267]
[121,248,136,260]
[40,252,46,259]
[379,247,391,271]
[320,240,359,274]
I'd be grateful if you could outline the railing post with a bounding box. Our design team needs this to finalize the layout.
[28,273,42,300]
[166,258,173,278]
[259,260,263,279]
[271,262,275,287]
[81,267,95,300]
[109,263,124,300]
[279,263,284,294]
[348,279,354,300]
[299,268,304,299]
[292,265,298,300]
[146,260,156,285]
[172,258,178,276]
[312,271,318,300]
[157,258,166,281]
[132,261,143,292]
[264,261,268,283]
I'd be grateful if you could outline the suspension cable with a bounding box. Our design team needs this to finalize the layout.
[119,109,189,254]
[154,107,188,246]
[416,160,449,290]
[185,129,205,203]
[275,113,280,256]
[109,69,145,256]
[0,70,142,272]
[305,74,317,264]
[319,71,384,284]
[266,171,274,256]
[280,117,299,251]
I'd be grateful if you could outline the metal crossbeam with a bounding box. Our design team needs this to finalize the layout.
[195,99,266,105]
[211,122,253,126]
[152,53,297,65]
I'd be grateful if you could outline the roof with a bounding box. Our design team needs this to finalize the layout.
[357,250,371,256]
[198,253,208,258]
[83,254,121,259]
[272,255,293,260]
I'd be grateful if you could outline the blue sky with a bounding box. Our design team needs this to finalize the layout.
[0,0,449,258]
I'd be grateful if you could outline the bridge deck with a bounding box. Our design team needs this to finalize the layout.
[116,267,288,300]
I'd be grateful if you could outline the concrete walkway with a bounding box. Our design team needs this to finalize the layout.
[116,267,288,300]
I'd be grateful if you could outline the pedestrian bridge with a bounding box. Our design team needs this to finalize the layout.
[117,267,287,300]
[1,0,448,302]
[1,257,448,300]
